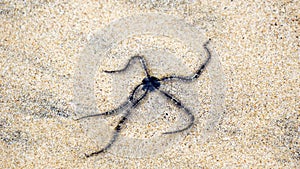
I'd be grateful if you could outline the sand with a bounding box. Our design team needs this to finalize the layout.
[1,1,299,168]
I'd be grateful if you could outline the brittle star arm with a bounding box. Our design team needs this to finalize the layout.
[76,83,143,120]
[104,55,150,77]
[84,88,149,158]
[158,89,194,134]
[160,40,211,82]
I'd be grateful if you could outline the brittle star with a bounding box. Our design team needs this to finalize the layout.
[77,40,211,157]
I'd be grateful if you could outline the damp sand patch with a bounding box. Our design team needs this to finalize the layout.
[74,13,226,158]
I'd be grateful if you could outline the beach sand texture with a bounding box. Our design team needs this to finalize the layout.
[1,1,299,168]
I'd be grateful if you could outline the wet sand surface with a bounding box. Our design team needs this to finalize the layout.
[1,1,299,168]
